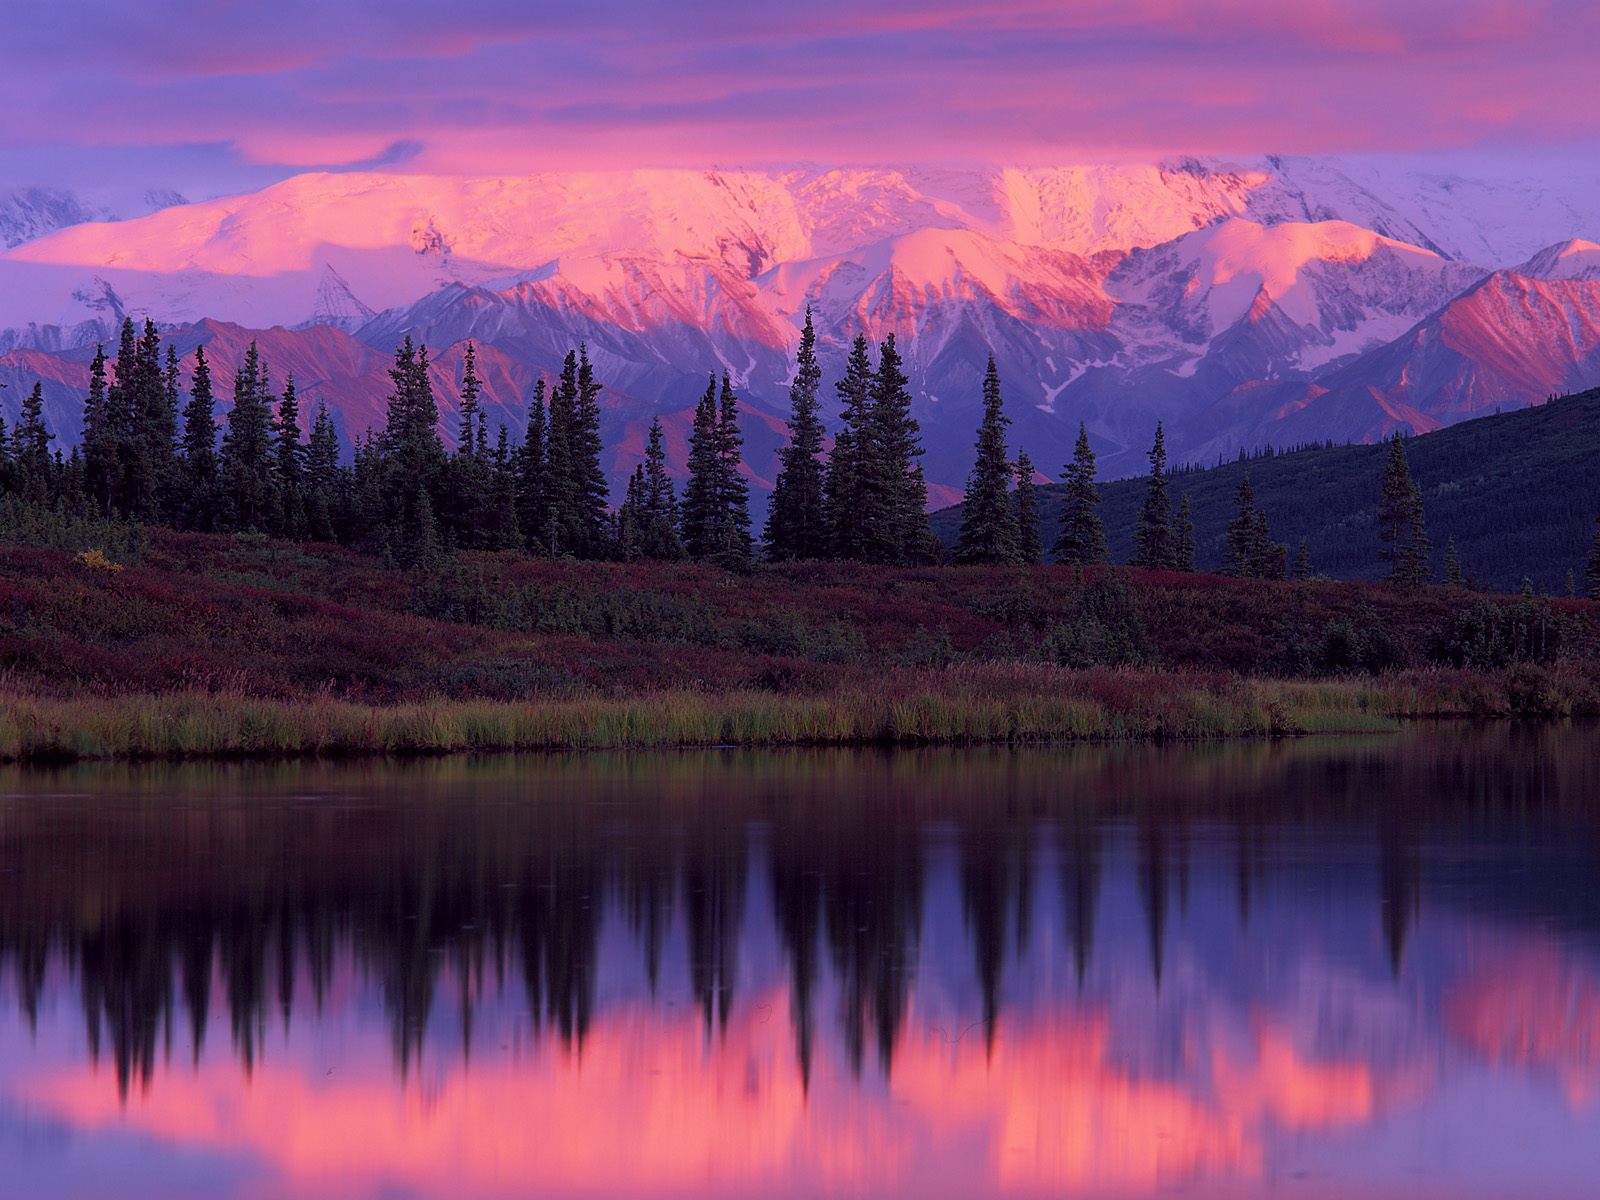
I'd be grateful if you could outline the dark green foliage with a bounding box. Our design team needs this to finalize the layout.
[637,417,685,561]
[865,334,929,564]
[179,346,218,530]
[481,425,522,552]
[304,400,341,543]
[764,307,828,561]
[11,383,54,506]
[1225,474,1284,579]
[682,374,750,568]
[1131,423,1174,569]
[82,346,119,516]
[516,380,549,554]
[824,334,875,561]
[1379,433,1430,588]
[543,349,609,558]
[1052,423,1106,565]
[377,337,446,560]
[1294,539,1313,581]
[1014,452,1041,566]
[1430,595,1570,669]
[956,355,1019,565]
[1173,495,1196,573]
[955,388,1600,592]
[1037,576,1152,668]
[1443,537,1465,588]
[273,376,306,538]
[218,342,277,532]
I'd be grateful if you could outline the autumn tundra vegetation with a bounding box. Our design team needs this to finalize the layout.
[0,311,1597,761]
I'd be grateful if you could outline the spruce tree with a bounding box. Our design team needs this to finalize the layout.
[955,354,1019,565]
[1443,537,1465,587]
[122,320,175,522]
[516,380,549,554]
[682,374,751,568]
[1585,516,1600,601]
[1014,452,1041,565]
[1131,423,1174,569]
[1052,423,1107,565]
[273,375,306,537]
[824,334,875,561]
[638,416,685,560]
[457,342,481,458]
[1173,494,1196,572]
[105,318,139,513]
[180,346,218,529]
[714,372,753,568]
[11,383,53,505]
[1379,432,1430,587]
[763,308,828,560]
[543,348,609,558]
[305,399,341,543]
[379,337,447,558]
[865,334,928,564]
[1226,474,1262,576]
[0,410,9,495]
[681,375,720,561]
[482,424,522,551]
[1293,539,1313,581]
[218,342,277,531]
[81,346,119,515]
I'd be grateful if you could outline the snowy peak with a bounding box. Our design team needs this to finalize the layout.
[1513,239,1600,281]
[0,185,189,250]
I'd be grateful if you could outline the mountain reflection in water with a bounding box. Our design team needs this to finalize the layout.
[2,725,1599,1198]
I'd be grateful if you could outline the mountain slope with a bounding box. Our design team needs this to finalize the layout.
[933,388,1600,594]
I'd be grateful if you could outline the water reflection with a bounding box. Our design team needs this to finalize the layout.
[2,726,1600,1197]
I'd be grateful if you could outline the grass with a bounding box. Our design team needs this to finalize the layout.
[0,665,1424,763]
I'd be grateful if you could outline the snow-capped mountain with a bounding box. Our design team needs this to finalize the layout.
[0,186,188,250]
[2,158,1599,492]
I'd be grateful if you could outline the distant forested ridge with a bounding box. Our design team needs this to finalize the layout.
[936,389,1600,594]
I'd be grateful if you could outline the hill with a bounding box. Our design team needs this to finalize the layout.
[936,388,1600,594]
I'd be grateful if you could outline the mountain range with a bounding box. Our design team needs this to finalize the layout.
[2,158,1599,501]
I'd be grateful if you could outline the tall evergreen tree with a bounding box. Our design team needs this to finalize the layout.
[304,399,341,543]
[1014,452,1041,565]
[955,355,1019,565]
[1052,423,1106,565]
[273,375,306,537]
[1293,539,1314,581]
[543,348,609,558]
[681,375,721,561]
[516,380,549,554]
[865,334,928,564]
[122,320,176,522]
[179,346,218,528]
[81,346,119,515]
[1131,423,1174,569]
[11,383,53,504]
[1226,474,1264,576]
[715,372,753,568]
[379,337,447,557]
[1443,537,1465,587]
[1379,432,1430,587]
[682,374,751,568]
[456,342,481,458]
[824,335,875,561]
[218,342,277,531]
[1173,494,1196,572]
[763,308,828,560]
[482,424,522,551]
[637,416,685,560]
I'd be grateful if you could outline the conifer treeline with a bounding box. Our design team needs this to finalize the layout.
[1,314,1592,592]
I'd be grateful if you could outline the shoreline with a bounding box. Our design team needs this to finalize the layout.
[3,672,1582,765]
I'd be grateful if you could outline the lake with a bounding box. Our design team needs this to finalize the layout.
[2,725,1598,1198]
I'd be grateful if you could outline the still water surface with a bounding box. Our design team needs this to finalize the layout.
[2,726,1599,1198]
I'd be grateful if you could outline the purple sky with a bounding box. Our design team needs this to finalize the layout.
[5,0,1599,195]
